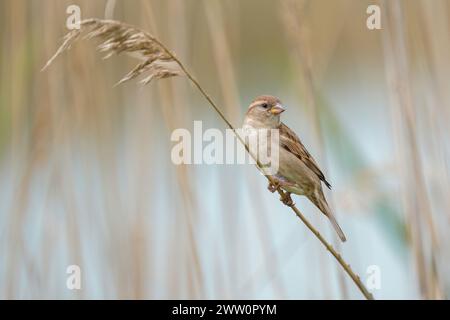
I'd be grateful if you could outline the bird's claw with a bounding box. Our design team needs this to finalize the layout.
[280,193,295,207]
[268,181,280,193]
[268,181,295,206]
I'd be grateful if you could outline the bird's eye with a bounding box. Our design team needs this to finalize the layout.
[261,103,269,109]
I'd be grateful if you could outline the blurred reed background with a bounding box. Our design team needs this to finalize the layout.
[0,0,449,299]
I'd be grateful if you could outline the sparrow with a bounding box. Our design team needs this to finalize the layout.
[243,95,347,242]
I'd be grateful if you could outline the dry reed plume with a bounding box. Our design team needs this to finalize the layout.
[43,18,374,300]
[42,19,181,85]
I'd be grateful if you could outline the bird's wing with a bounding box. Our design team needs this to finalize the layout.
[278,122,332,189]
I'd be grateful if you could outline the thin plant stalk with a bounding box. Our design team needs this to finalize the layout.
[44,19,374,300]
[153,30,375,301]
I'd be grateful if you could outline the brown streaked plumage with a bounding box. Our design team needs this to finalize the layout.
[279,123,332,189]
[243,95,347,242]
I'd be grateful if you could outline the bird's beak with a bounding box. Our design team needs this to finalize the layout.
[270,104,286,115]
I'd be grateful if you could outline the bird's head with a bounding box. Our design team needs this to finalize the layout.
[245,95,286,128]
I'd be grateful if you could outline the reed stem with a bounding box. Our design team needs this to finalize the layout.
[155,40,375,300]
[44,19,374,300]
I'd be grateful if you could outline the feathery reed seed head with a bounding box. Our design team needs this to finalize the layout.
[42,19,181,85]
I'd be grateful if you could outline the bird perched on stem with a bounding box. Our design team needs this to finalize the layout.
[243,95,346,242]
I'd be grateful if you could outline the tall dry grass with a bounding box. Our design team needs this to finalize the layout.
[1,0,450,299]
[42,9,375,299]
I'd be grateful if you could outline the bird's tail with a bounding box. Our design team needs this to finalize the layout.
[308,191,347,242]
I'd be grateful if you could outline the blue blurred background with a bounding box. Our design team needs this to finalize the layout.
[0,0,449,299]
